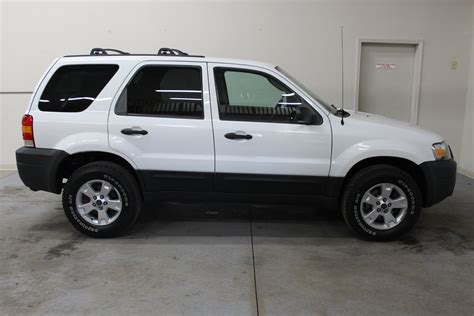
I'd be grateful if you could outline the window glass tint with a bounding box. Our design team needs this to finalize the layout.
[214,68,316,124]
[276,66,336,114]
[39,65,118,112]
[116,66,203,118]
[224,71,283,107]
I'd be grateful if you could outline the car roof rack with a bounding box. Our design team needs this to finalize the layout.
[87,47,204,58]
[157,47,188,56]
[90,48,130,55]
[157,47,204,57]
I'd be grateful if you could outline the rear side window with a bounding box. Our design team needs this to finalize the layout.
[39,64,119,112]
[115,66,203,119]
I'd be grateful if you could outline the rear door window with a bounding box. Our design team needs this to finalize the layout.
[115,66,204,119]
[39,64,119,112]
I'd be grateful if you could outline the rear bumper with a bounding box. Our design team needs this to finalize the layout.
[420,159,457,207]
[16,147,68,194]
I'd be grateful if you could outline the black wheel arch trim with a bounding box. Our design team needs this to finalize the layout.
[16,148,146,195]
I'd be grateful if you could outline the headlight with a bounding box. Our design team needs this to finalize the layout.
[432,141,452,160]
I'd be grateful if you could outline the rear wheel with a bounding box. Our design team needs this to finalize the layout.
[62,161,142,237]
[341,165,422,241]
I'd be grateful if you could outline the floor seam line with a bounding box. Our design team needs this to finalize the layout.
[249,206,260,316]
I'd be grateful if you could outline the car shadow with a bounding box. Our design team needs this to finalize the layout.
[126,201,351,239]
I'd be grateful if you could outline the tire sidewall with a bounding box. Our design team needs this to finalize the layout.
[63,166,139,237]
[344,170,421,240]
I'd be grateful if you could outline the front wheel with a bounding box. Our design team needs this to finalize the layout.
[341,165,422,241]
[62,161,142,238]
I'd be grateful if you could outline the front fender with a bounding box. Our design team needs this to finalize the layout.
[330,139,433,177]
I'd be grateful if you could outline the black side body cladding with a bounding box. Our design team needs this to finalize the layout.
[139,170,344,208]
[419,159,457,207]
[138,170,343,196]
[138,170,215,192]
[215,172,343,197]
[15,147,68,193]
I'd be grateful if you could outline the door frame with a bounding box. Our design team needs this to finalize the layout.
[107,60,216,192]
[206,62,333,195]
[354,39,424,125]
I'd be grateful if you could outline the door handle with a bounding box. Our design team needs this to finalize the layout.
[121,128,148,136]
[225,132,252,140]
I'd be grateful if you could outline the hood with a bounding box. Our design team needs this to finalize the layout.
[329,110,445,165]
[339,110,443,143]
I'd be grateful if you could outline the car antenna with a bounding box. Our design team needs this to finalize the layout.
[340,25,345,125]
[333,26,350,123]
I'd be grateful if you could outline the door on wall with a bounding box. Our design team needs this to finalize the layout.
[358,43,417,123]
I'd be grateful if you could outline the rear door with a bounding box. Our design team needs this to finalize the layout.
[208,63,332,195]
[108,61,214,192]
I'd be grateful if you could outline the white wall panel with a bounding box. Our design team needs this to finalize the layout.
[0,0,472,169]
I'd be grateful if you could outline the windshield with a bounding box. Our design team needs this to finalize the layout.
[275,66,337,114]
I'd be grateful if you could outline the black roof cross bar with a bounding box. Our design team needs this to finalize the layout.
[158,47,189,56]
[90,48,130,55]
[157,47,204,58]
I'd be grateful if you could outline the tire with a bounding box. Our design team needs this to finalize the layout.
[341,165,422,241]
[62,161,142,238]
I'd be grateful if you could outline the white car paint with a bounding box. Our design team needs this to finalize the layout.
[27,54,443,179]
[329,111,442,177]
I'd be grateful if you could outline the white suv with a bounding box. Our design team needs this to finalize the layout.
[16,47,456,240]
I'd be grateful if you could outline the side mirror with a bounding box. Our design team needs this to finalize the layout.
[295,106,318,125]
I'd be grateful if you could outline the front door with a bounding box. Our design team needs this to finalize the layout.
[108,61,214,192]
[208,63,332,195]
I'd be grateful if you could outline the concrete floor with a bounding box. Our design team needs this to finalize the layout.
[0,171,473,315]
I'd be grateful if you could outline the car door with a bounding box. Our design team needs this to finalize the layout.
[108,61,214,192]
[208,63,332,195]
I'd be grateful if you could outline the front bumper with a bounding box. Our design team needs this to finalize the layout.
[16,147,68,194]
[419,159,457,207]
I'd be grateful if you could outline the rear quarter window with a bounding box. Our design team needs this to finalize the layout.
[39,64,119,112]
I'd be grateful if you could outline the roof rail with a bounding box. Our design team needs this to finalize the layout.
[90,48,130,55]
[86,47,204,58]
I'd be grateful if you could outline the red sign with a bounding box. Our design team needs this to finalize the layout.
[376,63,396,69]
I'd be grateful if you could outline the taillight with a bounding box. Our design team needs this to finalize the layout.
[22,114,35,147]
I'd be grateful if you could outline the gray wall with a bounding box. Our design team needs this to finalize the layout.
[461,2,474,177]
[1,0,473,174]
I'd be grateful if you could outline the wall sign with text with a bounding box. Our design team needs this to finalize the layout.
[376,63,396,69]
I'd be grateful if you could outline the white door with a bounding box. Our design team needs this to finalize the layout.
[358,43,416,122]
[108,61,214,192]
[208,63,332,195]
